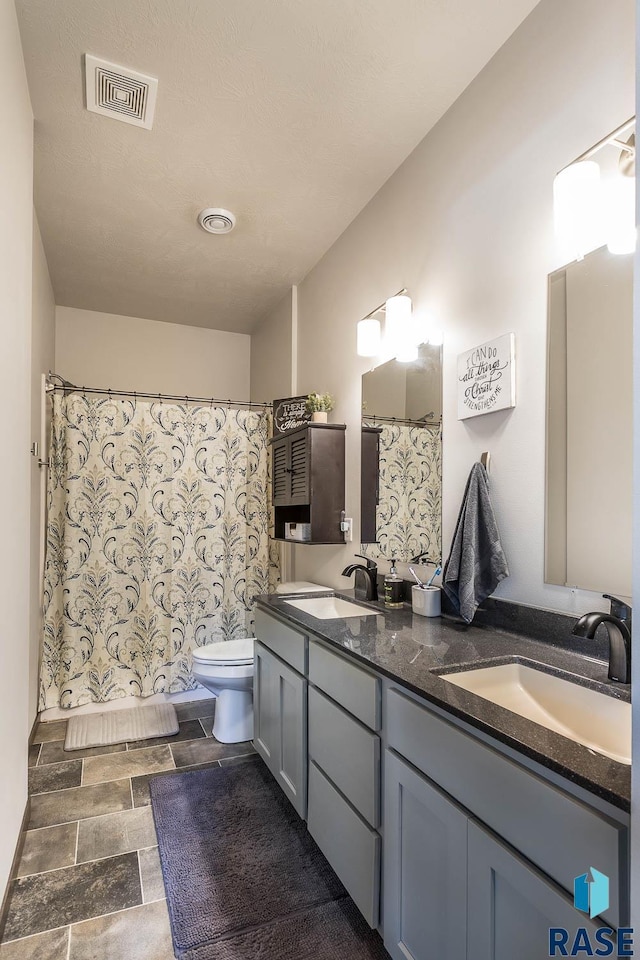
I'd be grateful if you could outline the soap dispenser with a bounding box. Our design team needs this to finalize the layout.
[384,558,404,609]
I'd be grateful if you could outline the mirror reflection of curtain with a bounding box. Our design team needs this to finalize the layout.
[363,422,441,562]
[41,394,279,710]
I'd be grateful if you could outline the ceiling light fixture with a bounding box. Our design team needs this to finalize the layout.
[198,208,237,234]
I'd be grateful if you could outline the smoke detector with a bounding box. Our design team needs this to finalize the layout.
[198,208,237,235]
[85,55,158,129]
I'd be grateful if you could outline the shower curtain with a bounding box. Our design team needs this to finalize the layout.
[40,393,279,710]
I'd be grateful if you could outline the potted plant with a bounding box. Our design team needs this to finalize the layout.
[305,392,334,423]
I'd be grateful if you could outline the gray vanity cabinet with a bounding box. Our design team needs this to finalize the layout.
[306,640,382,928]
[253,640,307,818]
[384,751,468,960]
[467,822,601,960]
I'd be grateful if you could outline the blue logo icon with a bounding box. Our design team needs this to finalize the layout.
[573,868,609,919]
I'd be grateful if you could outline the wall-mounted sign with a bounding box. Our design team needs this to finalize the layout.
[457,333,516,420]
[273,396,311,435]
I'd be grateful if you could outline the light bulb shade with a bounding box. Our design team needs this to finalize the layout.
[357,317,381,357]
[385,294,416,362]
[553,160,603,261]
[606,175,636,255]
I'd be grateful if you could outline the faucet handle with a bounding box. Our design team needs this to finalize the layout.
[355,553,377,570]
[603,594,632,623]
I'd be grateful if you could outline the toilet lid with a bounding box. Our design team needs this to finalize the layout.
[192,638,254,665]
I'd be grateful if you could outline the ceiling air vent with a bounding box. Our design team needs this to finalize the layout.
[198,208,237,234]
[85,55,158,130]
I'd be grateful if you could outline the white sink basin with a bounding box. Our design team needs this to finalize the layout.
[283,596,379,620]
[443,662,631,765]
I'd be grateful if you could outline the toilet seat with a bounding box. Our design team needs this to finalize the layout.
[192,637,253,666]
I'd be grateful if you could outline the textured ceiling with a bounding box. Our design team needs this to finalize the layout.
[17,0,539,333]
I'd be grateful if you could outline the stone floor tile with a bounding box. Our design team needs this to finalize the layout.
[0,926,69,959]
[219,752,261,768]
[28,759,82,796]
[15,822,77,878]
[126,719,205,752]
[173,699,215,722]
[76,807,156,864]
[27,744,41,769]
[82,745,174,786]
[198,714,214,737]
[68,900,174,960]
[38,740,126,765]
[32,721,67,744]
[171,737,254,768]
[28,779,131,829]
[138,847,165,904]
[2,853,141,942]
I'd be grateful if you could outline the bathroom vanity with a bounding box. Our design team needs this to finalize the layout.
[253,595,630,960]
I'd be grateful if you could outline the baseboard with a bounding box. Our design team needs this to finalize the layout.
[0,795,31,942]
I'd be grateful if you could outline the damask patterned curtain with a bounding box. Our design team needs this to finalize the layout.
[40,394,279,711]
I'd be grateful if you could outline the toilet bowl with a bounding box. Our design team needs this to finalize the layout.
[191,638,254,744]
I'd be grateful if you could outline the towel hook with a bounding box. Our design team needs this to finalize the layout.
[480,451,491,472]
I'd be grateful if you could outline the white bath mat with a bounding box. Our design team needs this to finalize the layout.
[64,703,179,751]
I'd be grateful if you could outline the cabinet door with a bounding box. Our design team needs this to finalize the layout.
[467,821,603,960]
[272,437,290,505]
[253,642,308,819]
[288,432,309,504]
[274,654,308,817]
[253,642,279,770]
[384,750,468,960]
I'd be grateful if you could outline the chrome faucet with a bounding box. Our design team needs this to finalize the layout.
[341,554,378,602]
[572,594,632,684]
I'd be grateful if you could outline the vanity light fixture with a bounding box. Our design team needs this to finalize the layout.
[554,117,636,261]
[385,294,418,363]
[357,316,382,358]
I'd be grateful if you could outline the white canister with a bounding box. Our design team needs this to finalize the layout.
[412,585,441,618]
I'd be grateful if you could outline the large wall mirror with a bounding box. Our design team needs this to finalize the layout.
[545,245,632,596]
[360,343,442,563]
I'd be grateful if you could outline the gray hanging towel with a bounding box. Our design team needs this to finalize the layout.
[443,462,509,623]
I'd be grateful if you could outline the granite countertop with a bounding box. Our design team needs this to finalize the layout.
[256,592,631,812]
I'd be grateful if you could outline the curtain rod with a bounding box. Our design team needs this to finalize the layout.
[46,375,272,411]
[363,414,441,428]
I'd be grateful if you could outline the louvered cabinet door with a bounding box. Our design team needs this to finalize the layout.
[289,433,310,504]
[272,437,290,505]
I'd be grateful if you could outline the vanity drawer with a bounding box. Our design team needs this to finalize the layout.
[308,686,380,827]
[308,640,381,730]
[386,687,626,927]
[255,609,307,674]
[307,760,380,928]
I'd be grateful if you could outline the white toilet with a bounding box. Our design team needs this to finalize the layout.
[191,638,254,744]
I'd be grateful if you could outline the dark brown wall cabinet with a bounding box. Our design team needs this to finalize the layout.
[271,423,346,544]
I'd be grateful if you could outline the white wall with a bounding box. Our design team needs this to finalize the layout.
[30,217,55,723]
[55,306,251,399]
[288,0,634,615]
[250,289,296,402]
[0,0,34,898]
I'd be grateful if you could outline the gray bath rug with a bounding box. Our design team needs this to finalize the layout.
[150,758,389,960]
[64,703,179,751]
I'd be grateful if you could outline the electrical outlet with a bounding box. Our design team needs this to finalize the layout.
[341,517,353,542]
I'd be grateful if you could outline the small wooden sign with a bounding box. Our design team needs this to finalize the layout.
[273,396,311,435]
[457,333,516,420]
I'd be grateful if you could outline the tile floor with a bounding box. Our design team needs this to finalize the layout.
[0,699,256,959]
